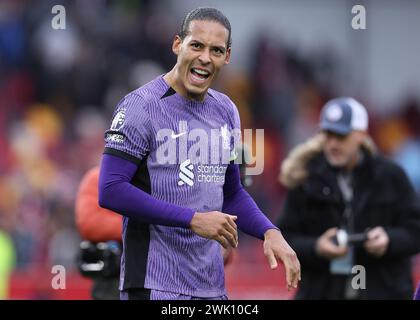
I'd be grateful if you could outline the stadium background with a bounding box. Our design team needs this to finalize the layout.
[0,0,419,299]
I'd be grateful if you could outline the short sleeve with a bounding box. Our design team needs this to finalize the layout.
[104,93,151,164]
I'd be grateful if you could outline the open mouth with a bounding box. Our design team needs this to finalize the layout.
[189,68,211,84]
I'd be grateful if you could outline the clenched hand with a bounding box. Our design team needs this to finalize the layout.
[364,226,389,257]
[190,211,238,249]
[315,227,348,260]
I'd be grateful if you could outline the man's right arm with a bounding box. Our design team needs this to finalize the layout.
[98,153,195,227]
[100,93,196,228]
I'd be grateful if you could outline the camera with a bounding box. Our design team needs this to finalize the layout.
[77,240,121,278]
[332,229,369,247]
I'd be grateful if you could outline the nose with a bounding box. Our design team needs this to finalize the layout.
[198,48,211,64]
[327,135,338,144]
[325,135,340,149]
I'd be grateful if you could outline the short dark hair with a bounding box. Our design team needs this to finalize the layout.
[179,7,232,48]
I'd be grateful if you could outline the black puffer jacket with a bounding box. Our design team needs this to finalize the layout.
[278,140,420,299]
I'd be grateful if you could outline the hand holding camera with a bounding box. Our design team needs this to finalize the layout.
[78,240,121,278]
[315,227,349,260]
[332,228,369,247]
[316,226,387,260]
[363,226,389,257]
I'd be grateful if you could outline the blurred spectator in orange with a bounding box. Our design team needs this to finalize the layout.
[76,167,122,242]
[75,166,122,300]
[0,229,15,300]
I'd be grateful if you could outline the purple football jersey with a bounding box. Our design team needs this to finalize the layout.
[104,75,241,297]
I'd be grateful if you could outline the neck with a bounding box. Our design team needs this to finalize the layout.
[163,67,206,101]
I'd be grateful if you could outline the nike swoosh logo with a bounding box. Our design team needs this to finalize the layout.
[171,131,187,139]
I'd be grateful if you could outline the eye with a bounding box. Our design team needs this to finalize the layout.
[213,48,224,54]
[191,42,201,49]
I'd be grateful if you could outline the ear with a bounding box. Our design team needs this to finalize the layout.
[224,47,231,65]
[172,35,182,56]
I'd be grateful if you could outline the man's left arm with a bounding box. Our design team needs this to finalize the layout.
[222,163,301,290]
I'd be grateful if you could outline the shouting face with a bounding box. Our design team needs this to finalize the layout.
[168,20,231,101]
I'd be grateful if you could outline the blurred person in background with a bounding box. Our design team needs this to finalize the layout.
[75,166,123,300]
[0,180,17,300]
[277,97,420,299]
[0,225,15,300]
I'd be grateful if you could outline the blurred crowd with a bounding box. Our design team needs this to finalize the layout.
[0,0,420,280]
